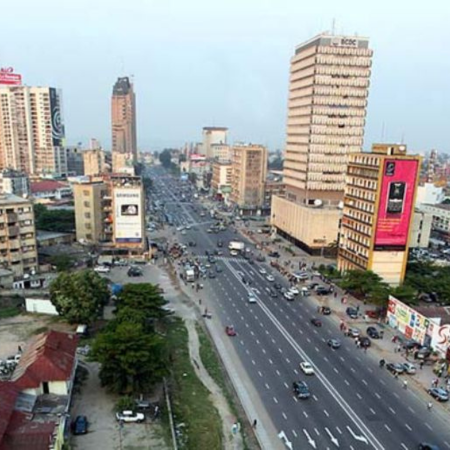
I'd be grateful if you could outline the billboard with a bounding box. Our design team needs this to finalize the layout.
[0,67,22,85]
[374,159,419,249]
[49,88,65,146]
[114,188,142,243]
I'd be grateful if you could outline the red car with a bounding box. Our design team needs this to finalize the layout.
[225,326,236,336]
[311,318,322,327]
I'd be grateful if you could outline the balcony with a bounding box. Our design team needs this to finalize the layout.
[7,213,18,224]
[8,226,20,236]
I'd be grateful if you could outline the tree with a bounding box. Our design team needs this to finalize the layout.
[390,284,417,305]
[49,254,74,272]
[49,270,110,324]
[117,284,167,319]
[340,270,384,298]
[159,149,172,168]
[33,204,75,233]
[90,321,168,393]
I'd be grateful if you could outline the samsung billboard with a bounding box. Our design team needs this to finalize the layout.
[374,159,419,249]
[114,188,142,243]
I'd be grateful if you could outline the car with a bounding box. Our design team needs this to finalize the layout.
[289,287,299,295]
[237,271,244,278]
[94,265,110,273]
[269,290,278,298]
[242,277,252,285]
[208,271,216,279]
[230,250,239,256]
[205,263,211,268]
[162,306,175,315]
[322,306,331,315]
[308,282,319,290]
[251,288,260,295]
[116,410,145,423]
[208,256,216,263]
[316,286,331,296]
[248,293,257,303]
[359,336,371,348]
[225,325,237,336]
[256,255,266,262]
[217,240,224,248]
[417,346,432,360]
[284,291,294,301]
[269,251,280,258]
[347,327,361,338]
[346,307,358,319]
[428,387,449,402]
[266,275,275,282]
[402,362,416,374]
[386,362,405,375]
[310,318,322,327]
[135,398,151,409]
[207,228,213,233]
[418,444,441,450]
[299,361,314,375]
[366,326,380,339]
[293,381,311,399]
[72,415,88,435]
[259,267,267,275]
[115,259,128,266]
[274,282,282,290]
[128,267,143,277]
[185,225,191,230]
[176,226,184,231]
[327,338,341,349]
[216,265,223,273]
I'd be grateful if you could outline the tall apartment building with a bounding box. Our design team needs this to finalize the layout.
[201,127,228,158]
[231,144,267,210]
[271,33,373,253]
[0,169,30,197]
[337,144,421,285]
[212,161,232,202]
[66,146,84,176]
[211,144,231,162]
[0,86,66,176]
[0,193,38,278]
[111,77,137,172]
[83,149,107,176]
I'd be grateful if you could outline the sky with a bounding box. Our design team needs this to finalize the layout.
[1,0,449,153]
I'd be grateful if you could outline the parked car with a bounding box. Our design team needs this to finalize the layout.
[402,362,416,374]
[359,336,371,348]
[386,362,405,375]
[418,444,441,450]
[128,267,143,277]
[274,282,282,290]
[116,410,145,423]
[366,326,381,339]
[72,415,88,435]
[266,274,275,282]
[259,267,267,275]
[428,387,449,402]
[347,327,361,338]
[346,307,358,319]
[284,291,294,301]
[289,287,299,295]
[321,306,331,315]
[208,271,216,279]
[225,325,236,337]
[316,286,331,296]
[94,265,110,274]
[248,293,257,304]
[293,381,310,399]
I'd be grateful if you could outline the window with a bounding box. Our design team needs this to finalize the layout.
[83,190,89,196]
[86,233,92,240]
[84,212,91,219]
[83,201,90,208]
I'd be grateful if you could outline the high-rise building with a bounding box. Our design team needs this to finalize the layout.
[231,144,267,209]
[201,127,228,158]
[0,86,66,176]
[0,193,38,278]
[66,146,84,176]
[271,33,373,253]
[83,149,107,176]
[0,169,30,197]
[111,77,137,172]
[212,161,233,203]
[211,144,231,163]
[337,144,421,285]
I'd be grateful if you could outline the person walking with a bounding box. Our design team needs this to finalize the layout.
[427,402,433,411]
[252,419,258,428]
[403,380,408,389]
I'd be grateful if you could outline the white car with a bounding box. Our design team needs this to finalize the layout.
[300,361,315,375]
[176,226,184,231]
[402,362,416,374]
[230,250,239,256]
[116,410,145,423]
[289,287,300,295]
[259,268,267,275]
[248,294,257,304]
[185,225,191,230]
[284,291,294,300]
[94,265,110,273]
[266,275,275,282]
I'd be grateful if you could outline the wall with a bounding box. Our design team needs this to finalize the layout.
[409,210,432,248]
[370,251,406,286]
[49,380,69,395]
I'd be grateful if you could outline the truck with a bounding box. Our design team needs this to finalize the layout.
[183,265,196,282]
[228,241,245,252]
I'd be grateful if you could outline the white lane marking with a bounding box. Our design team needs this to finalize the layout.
[393,392,400,399]
[278,348,283,354]
[306,338,311,343]
[362,379,368,386]
[425,422,432,431]
[273,396,278,404]
[405,424,412,431]
[375,392,381,399]
[282,412,287,420]
[380,379,386,385]
[389,407,395,414]
[251,359,256,365]
[286,358,291,364]
[324,356,329,362]
[370,408,376,415]
[265,383,270,389]
[356,393,362,400]
[269,359,273,365]
[315,346,320,352]
[276,370,281,376]
[303,411,308,418]
[262,348,266,354]
[293,369,298,375]
[408,406,415,414]
[256,339,260,344]
[284,382,289,389]
[350,367,356,373]
[324,409,329,417]
[292,430,298,438]
[384,424,391,432]
[314,428,320,436]
[245,349,250,355]
[336,426,342,435]
[293,396,298,403]
[258,371,263,377]
[400,444,408,450]
[344,379,350,386]
[313,394,318,401]
[339,356,345,362]
[333,367,339,374]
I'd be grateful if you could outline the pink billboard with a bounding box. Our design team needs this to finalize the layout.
[0,67,22,85]
[374,159,419,248]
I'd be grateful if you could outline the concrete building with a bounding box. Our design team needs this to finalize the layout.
[211,144,231,162]
[83,148,107,176]
[410,209,432,248]
[421,203,450,243]
[111,77,137,172]
[30,180,72,203]
[271,33,373,253]
[212,161,232,202]
[0,169,30,197]
[201,127,228,158]
[416,182,445,208]
[0,85,67,176]
[73,180,108,244]
[0,193,38,278]
[264,178,285,209]
[337,144,421,285]
[65,146,84,176]
[231,144,267,211]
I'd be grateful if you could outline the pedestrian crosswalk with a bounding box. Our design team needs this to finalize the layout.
[197,255,249,264]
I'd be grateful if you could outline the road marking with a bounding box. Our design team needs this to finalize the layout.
[256,339,260,344]
[324,409,329,417]
[276,370,281,376]
[314,428,320,436]
[292,430,298,438]
[350,367,356,373]
[250,331,255,336]
[269,359,273,364]
[324,356,329,362]
[333,367,339,374]
[370,408,376,415]
[368,367,373,373]
[273,396,278,404]
[408,406,415,414]
[384,424,391,432]
[240,340,244,345]
[303,411,308,418]
[362,379,368,386]
[356,393,362,400]
[282,412,288,420]
[336,426,342,435]
[245,349,250,355]
[374,392,381,399]
[286,358,291,364]
[313,394,318,401]
[425,422,432,431]
[258,371,263,377]
[271,338,276,344]
[400,444,408,450]
[293,396,298,403]
[379,379,386,385]
[298,329,304,335]
[306,338,311,343]
[262,348,266,354]
[293,369,298,375]
[393,392,399,399]
[405,424,412,431]
[339,356,345,362]
[278,348,283,354]
[251,359,256,365]
[284,382,289,389]
[344,379,350,386]
[389,407,395,414]
[315,346,320,352]
[260,322,264,327]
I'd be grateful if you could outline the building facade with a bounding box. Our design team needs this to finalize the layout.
[337,144,421,285]
[410,209,432,248]
[212,161,232,202]
[201,127,228,158]
[231,144,267,209]
[211,144,231,162]
[83,148,107,176]
[0,193,38,278]
[66,146,84,176]
[271,33,373,252]
[0,86,66,176]
[111,77,137,172]
[0,169,30,197]
[421,204,450,242]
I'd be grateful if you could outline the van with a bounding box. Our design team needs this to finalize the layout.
[76,324,88,337]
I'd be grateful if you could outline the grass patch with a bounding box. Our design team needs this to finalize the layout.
[0,307,21,318]
[165,318,222,450]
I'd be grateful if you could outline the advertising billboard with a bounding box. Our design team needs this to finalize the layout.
[114,188,142,243]
[0,67,22,85]
[49,88,65,146]
[374,159,419,249]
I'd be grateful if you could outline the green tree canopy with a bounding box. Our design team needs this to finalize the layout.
[117,283,167,319]
[49,270,110,324]
[90,321,168,393]
[159,149,172,168]
[340,270,383,297]
[34,204,75,233]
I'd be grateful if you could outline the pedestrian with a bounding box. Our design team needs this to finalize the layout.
[420,361,424,370]
[341,297,344,304]
[252,419,258,428]
[334,292,337,298]
[427,402,433,411]
[394,372,398,379]
[403,380,408,389]
[364,346,367,353]
[199,299,202,305]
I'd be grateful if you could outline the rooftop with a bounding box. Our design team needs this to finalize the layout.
[36,230,74,241]
[30,181,69,194]
[415,306,450,325]
[423,203,450,211]
[0,194,29,205]
[113,77,132,96]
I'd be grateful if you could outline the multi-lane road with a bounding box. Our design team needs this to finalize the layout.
[148,167,449,450]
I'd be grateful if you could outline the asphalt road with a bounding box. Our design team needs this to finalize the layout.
[148,167,450,450]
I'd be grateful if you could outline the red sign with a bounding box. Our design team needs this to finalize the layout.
[0,67,22,85]
[374,159,419,248]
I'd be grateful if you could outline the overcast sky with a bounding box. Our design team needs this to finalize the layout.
[1,0,449,153]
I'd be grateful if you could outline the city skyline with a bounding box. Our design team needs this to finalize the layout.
[1,0,449,153]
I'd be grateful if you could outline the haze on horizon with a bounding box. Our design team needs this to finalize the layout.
[1,0,449,153]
